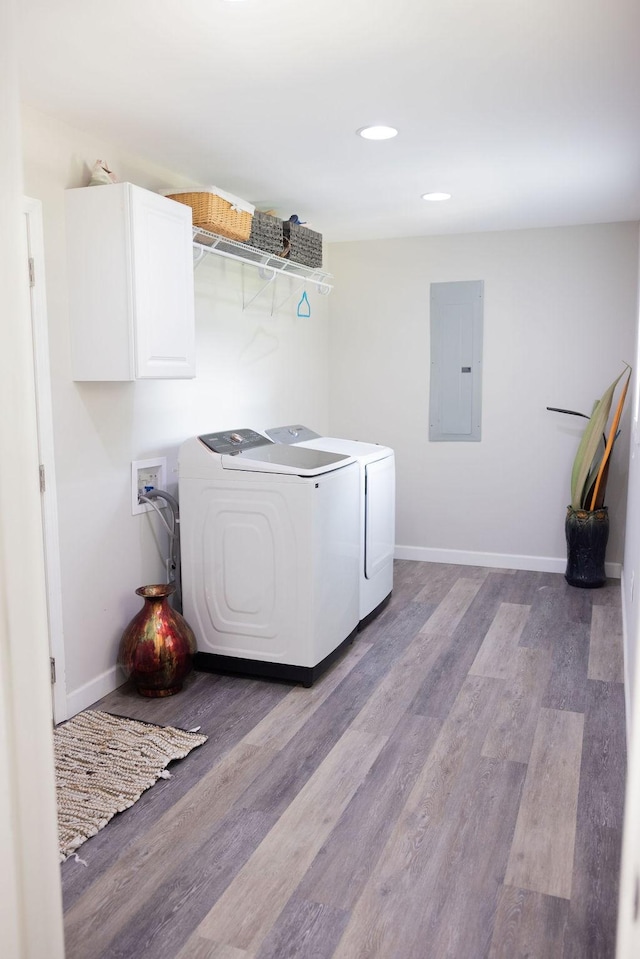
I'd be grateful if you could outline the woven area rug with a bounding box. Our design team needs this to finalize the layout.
[55,709,207,862]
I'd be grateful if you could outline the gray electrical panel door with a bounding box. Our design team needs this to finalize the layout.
[429,280,483,442]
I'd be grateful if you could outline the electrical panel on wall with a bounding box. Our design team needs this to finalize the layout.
[429,280,484,442]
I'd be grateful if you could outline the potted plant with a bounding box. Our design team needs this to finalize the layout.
[548,363,632,588]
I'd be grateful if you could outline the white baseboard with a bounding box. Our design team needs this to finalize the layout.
[394,544,622,579]
[66,665,126,719]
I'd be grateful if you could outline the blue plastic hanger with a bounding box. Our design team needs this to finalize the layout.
[297,290,311,318]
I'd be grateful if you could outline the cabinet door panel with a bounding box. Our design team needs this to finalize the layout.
[130,187,195,379]
[66,184,135,380]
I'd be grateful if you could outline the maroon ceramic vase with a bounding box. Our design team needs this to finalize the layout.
[118,584,197,697]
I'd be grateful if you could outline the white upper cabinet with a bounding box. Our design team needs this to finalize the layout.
[65,183,195,380]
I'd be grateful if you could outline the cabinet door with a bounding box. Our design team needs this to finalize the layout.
[129,186,195,379]
[66,184,134,380]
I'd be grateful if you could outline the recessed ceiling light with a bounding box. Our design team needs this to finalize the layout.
[422,192,452,201]
[357,126,398,140]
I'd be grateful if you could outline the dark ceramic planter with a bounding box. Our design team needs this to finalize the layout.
[118,584,197,696]
[565,506,609,589]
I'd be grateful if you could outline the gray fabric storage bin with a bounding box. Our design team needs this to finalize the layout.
[282,221,323,267]
[248,211,284,255]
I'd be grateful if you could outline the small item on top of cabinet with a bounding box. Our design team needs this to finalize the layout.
[160,186,255,243]
[88,159,118,186]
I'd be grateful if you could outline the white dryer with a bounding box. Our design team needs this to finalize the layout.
[179,429,360,686]
[266,425,395,627]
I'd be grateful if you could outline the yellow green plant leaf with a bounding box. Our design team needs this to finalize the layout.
[588,365,632,510]
[570,368,628,509]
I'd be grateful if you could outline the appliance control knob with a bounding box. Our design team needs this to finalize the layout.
[229,432,244,444]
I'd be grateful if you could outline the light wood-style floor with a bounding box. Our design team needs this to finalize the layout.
[61,561,626,959]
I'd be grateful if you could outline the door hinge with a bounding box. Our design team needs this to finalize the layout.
[39,464,46,493]
[50,657,56,685]
[28,257,35,288]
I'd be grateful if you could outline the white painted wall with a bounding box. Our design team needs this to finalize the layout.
[621,234,640,718]
[0,8,64,955]
[327,225,639,571]
[614,229,640,956]
[21,105,331,715]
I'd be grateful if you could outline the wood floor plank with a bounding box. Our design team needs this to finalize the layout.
[410,575,511,718]
[562,679,626,958]
[562,824,622,959]
[332,754,525,959]
[540,621,590,713]
[519,584,591,650]
[358,594,436,648]
[350,628,449,738]
[298,713,442,910]
[239,601,434,818]
[469,602,532,679]
[62,673,290,908]
[588,604,624,683]
[254,898,350,959]
[420,758,527,959]
[194,728,387,952]
[504,707,584,899]
[419,576,483,635]
[484,569,556,606]
[329,676,507,959]
[413,562,489,604]
[175,939,248,959]
[63,742,279,958]
[578,679,627,831]
[244,639,372,750]
[481,646,552,764]
[591,576,623,607]
[91,808,275,959]
[488,885,569,959]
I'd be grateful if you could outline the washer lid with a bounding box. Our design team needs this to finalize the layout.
[266,424,320,444]
[222,443,354,476]
[266,424,394,462]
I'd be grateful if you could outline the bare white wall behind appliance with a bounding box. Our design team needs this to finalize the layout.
[327,224,639,571]
[21,105,331,715]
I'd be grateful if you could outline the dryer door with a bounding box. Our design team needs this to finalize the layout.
[364,455,396,579]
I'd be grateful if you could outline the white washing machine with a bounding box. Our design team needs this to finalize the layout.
[266,425,395,627]
[179,428,360,685]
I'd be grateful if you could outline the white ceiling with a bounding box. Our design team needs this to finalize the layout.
[17,0,640,242]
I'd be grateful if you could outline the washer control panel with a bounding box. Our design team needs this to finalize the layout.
[199,429,272,455]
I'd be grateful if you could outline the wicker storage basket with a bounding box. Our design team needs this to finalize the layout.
[166,191,253,242]
[282,221,323,268]
[248,211,284,255]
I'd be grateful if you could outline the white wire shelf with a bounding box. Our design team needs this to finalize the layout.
[192,227,333,293]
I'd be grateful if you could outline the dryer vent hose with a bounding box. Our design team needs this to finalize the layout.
[138,488,183,614]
